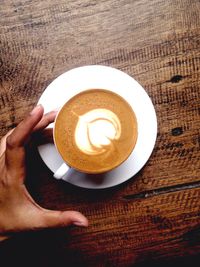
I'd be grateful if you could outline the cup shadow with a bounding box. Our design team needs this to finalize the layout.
[62,168,107,186]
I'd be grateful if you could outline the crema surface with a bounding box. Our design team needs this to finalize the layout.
[54,89,138,173]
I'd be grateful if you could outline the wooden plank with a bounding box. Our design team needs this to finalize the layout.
[0,0,199,191]
[0,1,200,265]
[0,184,200,266]
[41,186,200,266]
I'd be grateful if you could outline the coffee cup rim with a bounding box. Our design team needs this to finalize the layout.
[53,88,138,174]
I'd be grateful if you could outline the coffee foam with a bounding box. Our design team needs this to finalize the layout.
[74,108,121,155]
[54,89,138,174]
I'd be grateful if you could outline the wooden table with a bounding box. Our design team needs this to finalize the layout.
[0,0,200,266]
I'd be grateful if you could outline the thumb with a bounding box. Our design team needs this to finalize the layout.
[37,209,89,229]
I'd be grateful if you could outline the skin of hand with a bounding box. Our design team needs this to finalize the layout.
[0,105,88,241]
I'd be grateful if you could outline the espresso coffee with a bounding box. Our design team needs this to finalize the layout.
[54,89,138,173]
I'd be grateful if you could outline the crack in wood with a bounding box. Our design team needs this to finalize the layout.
[123,180,200,200]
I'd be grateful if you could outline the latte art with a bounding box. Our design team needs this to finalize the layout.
[74,109,121,155]
[54,89,138,173]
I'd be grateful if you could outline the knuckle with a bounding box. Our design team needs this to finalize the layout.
[47,111,56,120]
[43,116,51,126]
[44,117,50,124]
[6,135,15,149]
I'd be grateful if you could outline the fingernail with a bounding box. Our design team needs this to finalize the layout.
[30,104,42,115]
[52,110,59,114]
[52,107,60,113]
[53,107,60,112]
[73,221,88,227]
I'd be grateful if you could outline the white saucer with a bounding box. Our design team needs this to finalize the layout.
[38,65,157,189]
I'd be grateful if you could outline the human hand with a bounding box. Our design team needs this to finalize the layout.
[0,105,88,241]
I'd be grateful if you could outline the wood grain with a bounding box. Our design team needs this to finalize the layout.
[0,0,200,266]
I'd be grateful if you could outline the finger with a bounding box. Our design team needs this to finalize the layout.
[6,105,44,149]
[40,209,89,228]
[5,105,44,173]
[0,130,14,157]
[0,236,9,241]
[23,188,88,229]
[33,110,57,132]
[21,209,88,230]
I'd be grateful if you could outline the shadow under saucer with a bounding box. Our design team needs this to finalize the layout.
[61,168,108,186]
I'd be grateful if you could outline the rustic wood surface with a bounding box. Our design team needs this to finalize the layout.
[0,0,200,266]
